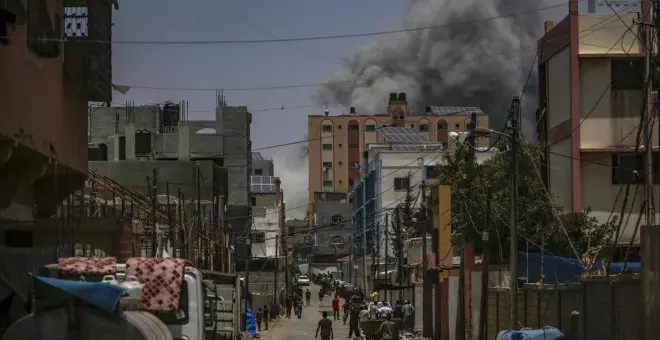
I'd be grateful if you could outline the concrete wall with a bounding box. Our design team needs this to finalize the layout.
[252,193,281,258]
[312,200,351,256]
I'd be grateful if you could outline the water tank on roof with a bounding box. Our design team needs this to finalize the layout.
[389,92,397,101]
[162,103,180,126]
[398,92,407,101]
[135,130,152,155]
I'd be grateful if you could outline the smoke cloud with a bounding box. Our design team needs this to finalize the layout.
[273,139,309,220]
[316,0,566,134]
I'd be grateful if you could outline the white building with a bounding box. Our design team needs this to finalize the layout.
[250,175,282,258]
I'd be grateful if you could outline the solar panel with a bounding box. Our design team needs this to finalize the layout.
[390,144,443,152]
[378,127,429,143]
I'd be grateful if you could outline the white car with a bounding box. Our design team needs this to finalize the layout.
[297,275,311,286]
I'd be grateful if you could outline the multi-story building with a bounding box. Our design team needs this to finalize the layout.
[88,101,253,266]
[250,175,283,259]
[308,92,489,210]
[351,129,497,258]
[0,1,113,234]
[310,192,351,263]
[251,152,274,176]
[536,9,658,246]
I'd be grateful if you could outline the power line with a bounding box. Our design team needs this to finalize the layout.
[8,2,568,46]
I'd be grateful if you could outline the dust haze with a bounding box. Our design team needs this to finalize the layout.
[273,140,309,220]
[316,0,568,135]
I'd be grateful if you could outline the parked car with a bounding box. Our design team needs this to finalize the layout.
[297,275,311,286]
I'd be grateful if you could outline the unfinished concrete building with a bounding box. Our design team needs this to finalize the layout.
[87,101,252,269]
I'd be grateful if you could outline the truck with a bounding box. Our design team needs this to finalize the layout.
[1,258,240,340]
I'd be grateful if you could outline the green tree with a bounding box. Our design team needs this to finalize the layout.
[435,142,618,261]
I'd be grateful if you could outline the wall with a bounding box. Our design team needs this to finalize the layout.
[547,48,571,129]
[312,200,351,256]
[578,14,641,56]
[549,139,572,211]
[0,0,88,173]
[484,277,643,340]
[578,59,651,149]
[580,152,659,244]
[252,193,281,258]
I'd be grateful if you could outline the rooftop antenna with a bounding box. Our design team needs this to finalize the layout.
[324,101,329,116]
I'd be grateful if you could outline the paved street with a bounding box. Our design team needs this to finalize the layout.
[261,284,349,340]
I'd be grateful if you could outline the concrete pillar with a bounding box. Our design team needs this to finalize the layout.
[642,225,660,340]
[125,124,136,160]
[178,123,191,160]
[115,219,143,262]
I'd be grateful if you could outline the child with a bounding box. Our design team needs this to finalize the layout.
[256,308,263,331]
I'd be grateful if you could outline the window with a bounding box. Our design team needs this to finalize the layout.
[425,166,439,180]
[349,144,359,151]
[323,162,333,169]
[254,169,263,175]
[332,215,343,224]
[394,177,410,191]
[420,124,429,132]
[455,123,460,129]
[323,180,333,187]
[611,153,660,184]
[322,125,333,133]
[410,124,415,129]
[251,196,257,206]
[348,125,359,132]
[322,144,332,151]
[437,122,447,131]
[612,59,643,90]
[252,232,266,244]
[365,125,376,131]
[350,162,360,169]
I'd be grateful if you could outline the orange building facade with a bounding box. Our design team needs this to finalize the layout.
[0,0,114,219]
[307,92,489,208]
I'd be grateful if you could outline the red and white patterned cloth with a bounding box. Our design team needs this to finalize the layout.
[57,257,117,275]
[125,257,186,311]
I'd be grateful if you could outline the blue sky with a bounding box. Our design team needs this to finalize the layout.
[110,0,606,158]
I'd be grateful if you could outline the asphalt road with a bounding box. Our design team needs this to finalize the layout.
[262,284,350,340]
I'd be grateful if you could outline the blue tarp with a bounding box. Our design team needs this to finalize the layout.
[31,274,126,313]
[496,327,564,340]
[246,302,258,338]
[518,252,641,284]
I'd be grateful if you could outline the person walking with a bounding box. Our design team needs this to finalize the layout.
[347,302,360,338]
[318,289,325,308]
[402,300,415,331]
[263,305,270,330]
[306,289,312,307]
[286,296,292,319]
[256,308,263,332]
[315,311,334,340]
[342,300,351,325]
[296,296,304,319]
[379,314,395,340]
[331,295,341,320]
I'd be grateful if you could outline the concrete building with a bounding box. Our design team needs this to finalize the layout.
[250,175,283,258]
[310,192,351,263]
[87,101,253,264]
[536,9,658,245]
[307,92,489,210]
[350,129,497,258]
[251,152,274,176]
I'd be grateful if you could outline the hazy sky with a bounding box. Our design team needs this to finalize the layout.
[110,0,598,157]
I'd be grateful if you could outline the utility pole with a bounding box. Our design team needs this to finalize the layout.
[375,222,380,290]
[362,221,369,293]
[166,182,173,256]
[394,207,403,301]
[479,187,492,340]
[422,181,433,338]
[384,213,389,301]
[643,0,655,227]
[196,163,202,267]
[274,234,279,308]
[510,97,521,330]
[150,168,158,257]
[456,112,477,340]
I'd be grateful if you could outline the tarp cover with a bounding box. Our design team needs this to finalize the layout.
[32,274,126,313]
[496,327,564,340]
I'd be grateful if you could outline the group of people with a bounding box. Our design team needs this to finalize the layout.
[315,290,415,340]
